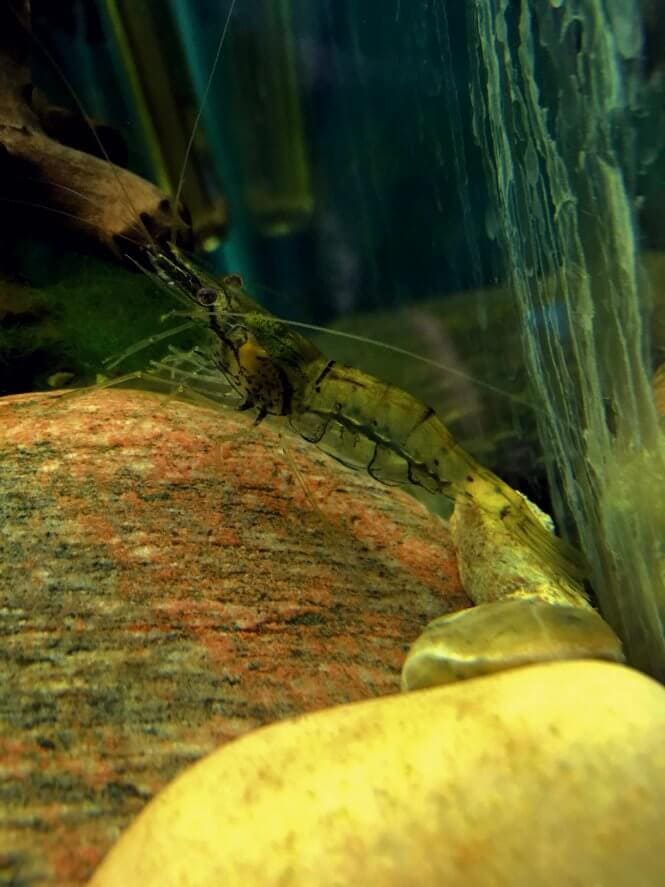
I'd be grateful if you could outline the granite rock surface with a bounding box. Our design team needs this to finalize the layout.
[0,388,467,884]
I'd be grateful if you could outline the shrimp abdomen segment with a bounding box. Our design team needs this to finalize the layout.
[291,360,476,496]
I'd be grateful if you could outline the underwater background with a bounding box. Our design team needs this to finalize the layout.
[2,0,664,679]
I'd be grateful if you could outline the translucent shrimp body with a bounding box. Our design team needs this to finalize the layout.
[146,246,589,587]
[99,246,624,688]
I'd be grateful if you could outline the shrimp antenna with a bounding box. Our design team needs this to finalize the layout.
[0,197,146,250]
[11,5,162,253]
[171,0,238,242]
[285,321,539,412]
[218,310,542,417]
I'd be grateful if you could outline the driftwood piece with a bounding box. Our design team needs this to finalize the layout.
[0,0,190,257]
[0,388,468,884]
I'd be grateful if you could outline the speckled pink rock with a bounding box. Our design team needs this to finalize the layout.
[0,388,467,884]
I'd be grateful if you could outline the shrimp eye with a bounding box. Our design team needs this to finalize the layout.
[196,287,218,306]
[224,274,243,288]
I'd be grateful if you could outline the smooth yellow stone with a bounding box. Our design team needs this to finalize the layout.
[401,598,624,690]
[89,661,664,887]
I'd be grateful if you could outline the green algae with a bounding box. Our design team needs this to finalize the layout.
[468,0,665,679]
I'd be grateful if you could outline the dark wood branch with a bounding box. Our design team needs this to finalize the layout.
[0,0,192,259]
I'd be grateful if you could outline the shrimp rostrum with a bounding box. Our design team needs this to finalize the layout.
[143,246,589,588]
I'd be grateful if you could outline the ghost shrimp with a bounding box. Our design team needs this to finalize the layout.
[146,246,584,578]
[26,0,622,688]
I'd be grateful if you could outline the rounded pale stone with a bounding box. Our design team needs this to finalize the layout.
[401,598,625,690]
[89,661,665,887]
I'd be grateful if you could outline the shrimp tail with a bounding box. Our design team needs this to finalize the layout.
[464,467,589,581]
